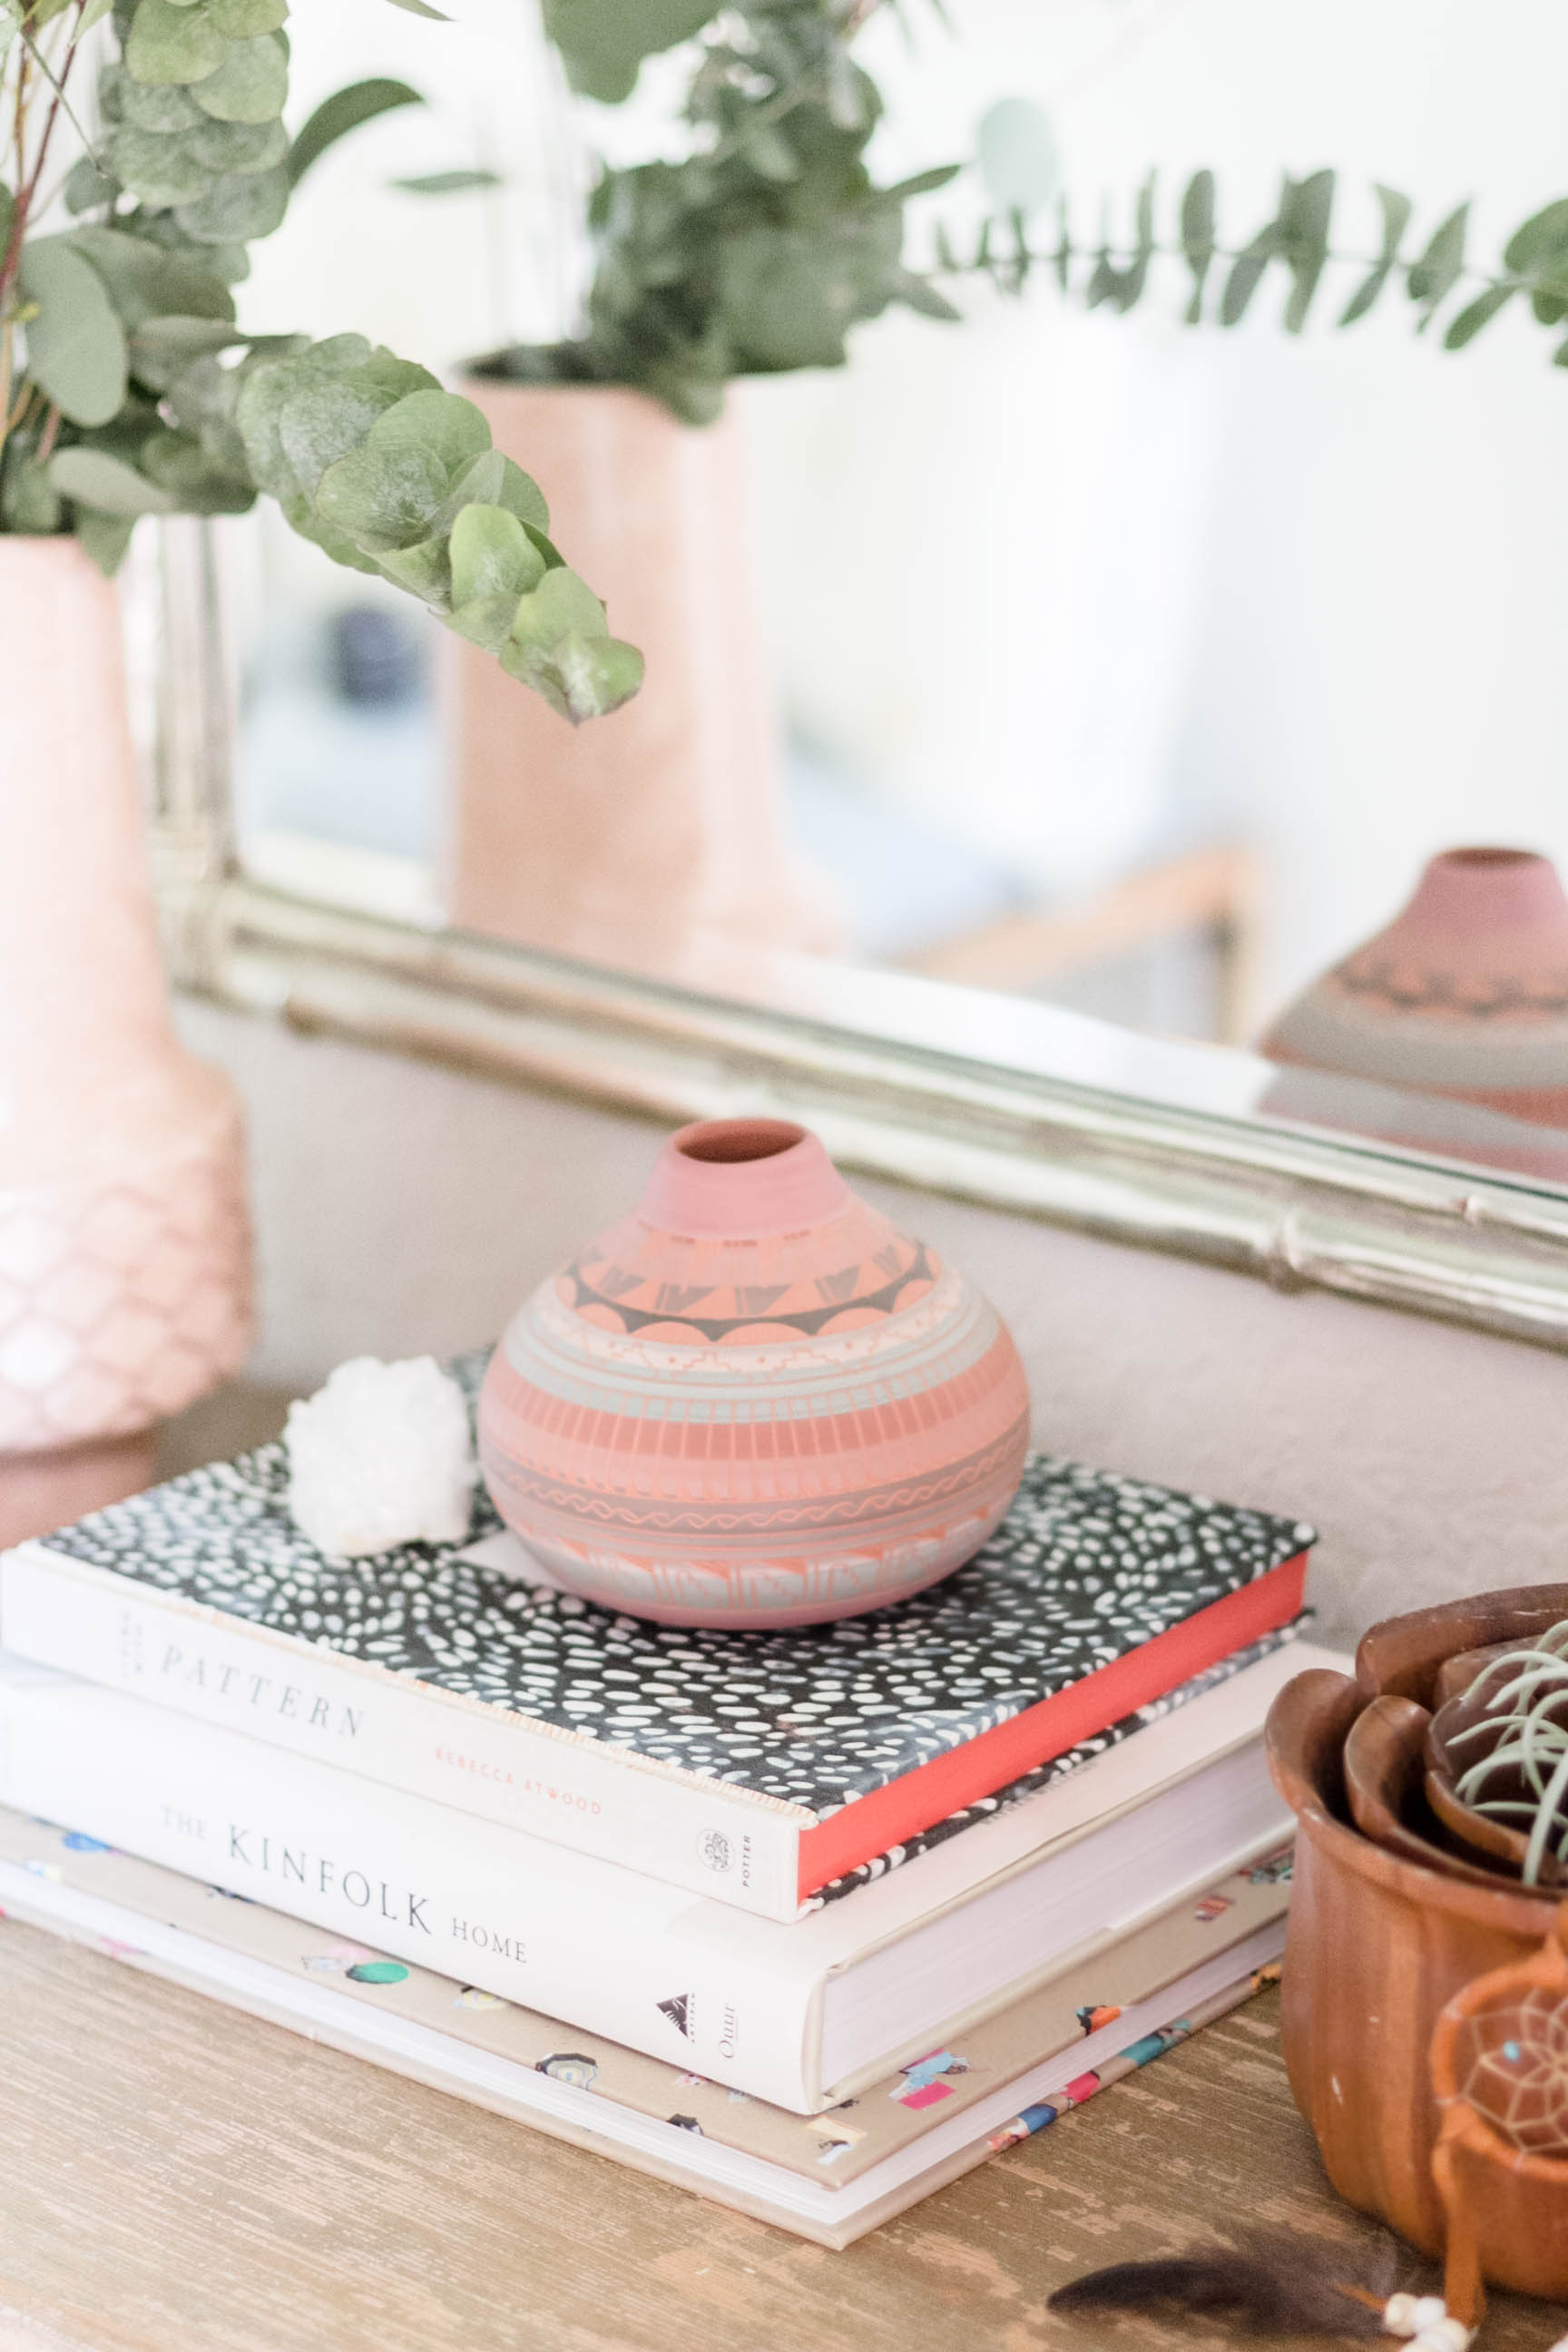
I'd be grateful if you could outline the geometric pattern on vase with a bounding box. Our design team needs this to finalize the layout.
[479,1117,1031,1627]
[0,1097,252,1455]
[1261,846,1568,1128]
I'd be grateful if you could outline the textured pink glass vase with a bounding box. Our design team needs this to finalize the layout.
[1262,847,1568,1129]
[478,1118,1031,1627]
[0,537,252,1543]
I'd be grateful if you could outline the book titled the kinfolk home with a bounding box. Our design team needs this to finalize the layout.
[0,1432,1312,1922]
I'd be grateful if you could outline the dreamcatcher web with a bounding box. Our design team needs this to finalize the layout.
[1451,1983,1568,2157]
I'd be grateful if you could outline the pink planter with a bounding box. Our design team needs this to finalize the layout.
[0,538,251,1541]
[478,1118,1031,1626]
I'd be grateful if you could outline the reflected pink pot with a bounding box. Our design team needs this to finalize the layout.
[478,1118,1031,1626]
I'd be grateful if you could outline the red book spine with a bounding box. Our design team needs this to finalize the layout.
[795,1549,1309,1900]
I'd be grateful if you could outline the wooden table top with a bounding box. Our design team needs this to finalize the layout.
[0,1918,1562,2352]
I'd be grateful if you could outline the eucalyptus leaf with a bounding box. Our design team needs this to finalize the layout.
[501,624,643,723]
[376,534,454,606]
[1339,183,1412,326]
[392,169,502,195]
[1444,282,1514,348]
[234,332,378,494]
[449,502,545,606]
[506,563,609,647]
[137,426,255,509]
[1407,203,1468,327]
[447,593,521,652]
[543,0,712,103]
[380,0,447,15]
[1,448,63,533]
[311,439,450,551]
[209,0,287,30]
[67,226,236,325]
[19,240,130,427]
[369,387,492,481]
[190,30,288,122]
[184,112,288,170]
[65,156,120,213]
[1278,169,1335,332]
[278,355,436,492]
[289,77,424,187]
[1180,169,1216,323]
[50,445,179,514]
[175,159,289,240]
[74,510,138,575]
[109,122,216,204]
[279,490,384,573]
[118,73,202,129]
[125,0,226,85]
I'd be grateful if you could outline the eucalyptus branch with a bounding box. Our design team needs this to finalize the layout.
[943,168,1568,366]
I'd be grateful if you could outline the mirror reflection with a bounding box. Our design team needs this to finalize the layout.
[225,0,1568,1185]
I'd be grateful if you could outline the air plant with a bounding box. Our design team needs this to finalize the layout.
[1442,1620,1568,1888]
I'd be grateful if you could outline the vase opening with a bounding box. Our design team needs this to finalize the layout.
[1442,848,1542,871]
[675,1119,806,1165]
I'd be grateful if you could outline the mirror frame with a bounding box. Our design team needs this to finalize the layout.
[143,523,1568,1358]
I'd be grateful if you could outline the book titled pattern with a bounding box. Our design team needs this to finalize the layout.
[0,1349,1314,1918]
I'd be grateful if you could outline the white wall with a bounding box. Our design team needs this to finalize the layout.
[178,997,1568,1649]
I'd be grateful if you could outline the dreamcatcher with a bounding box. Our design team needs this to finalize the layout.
[1049,1908,1568,2348]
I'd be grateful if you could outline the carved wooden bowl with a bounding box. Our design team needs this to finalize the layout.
[1266,1583,1568,2289]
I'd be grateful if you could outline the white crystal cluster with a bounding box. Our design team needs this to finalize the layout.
[285,1356,475,1559]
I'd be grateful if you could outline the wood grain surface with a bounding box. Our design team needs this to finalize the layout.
[1,1923,1563,2352]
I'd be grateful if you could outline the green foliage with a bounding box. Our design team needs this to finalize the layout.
[288,76,424,188]
[0,0,641,726]
[947,144,1568,372]
[465,0,960,423]
[235,343,641,720]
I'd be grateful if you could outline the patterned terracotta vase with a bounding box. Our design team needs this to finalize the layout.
[0,538,252,1544]
[1262,847,1568,1128]
[478,1117,1031,1627]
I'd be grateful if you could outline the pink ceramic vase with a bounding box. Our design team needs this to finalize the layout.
[0,538,252,1542]
[447,382,838,975]
[1262,847,1568,1128]
[478,1118,1031,1626]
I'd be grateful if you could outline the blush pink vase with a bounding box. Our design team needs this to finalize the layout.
[1262,847,1568,1129]
[478,1118,1031,1627]
[0,537,252,1543]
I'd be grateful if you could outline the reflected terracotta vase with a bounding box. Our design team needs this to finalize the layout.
[477,1116,1031,1626]
[0,539,252,1543]
[1267,1583,1568,2292]
[1262,847,1568,1129]
[446,379,837,975]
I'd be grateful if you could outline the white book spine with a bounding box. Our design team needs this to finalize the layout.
[0,1544,805,1921]
[0,1661,830,2110]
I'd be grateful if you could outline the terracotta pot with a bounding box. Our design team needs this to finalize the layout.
[477,1115,1031,1627]
[1426,1668,1568,1889]
[1267,1664,1558,2279]
[1429,1920,1568,2308]
[1261,847,1568,1129]
[446,379,837,975]
[1342,1692,1508,1888]
[0,538,252,1541]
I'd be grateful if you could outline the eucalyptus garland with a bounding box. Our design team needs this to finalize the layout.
[958,132,1568,368]
[0,0,640,723]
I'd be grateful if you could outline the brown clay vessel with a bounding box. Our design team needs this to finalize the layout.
[1267,1663,1557,2279]
[1342,1694,1505,1888]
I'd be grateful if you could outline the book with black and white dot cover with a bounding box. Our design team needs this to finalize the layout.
[0,1351,1313,1923]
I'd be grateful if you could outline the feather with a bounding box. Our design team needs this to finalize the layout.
[1048,2230,1401,2338]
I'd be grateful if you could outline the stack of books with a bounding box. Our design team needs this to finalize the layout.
[0,1388,1332,2245]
